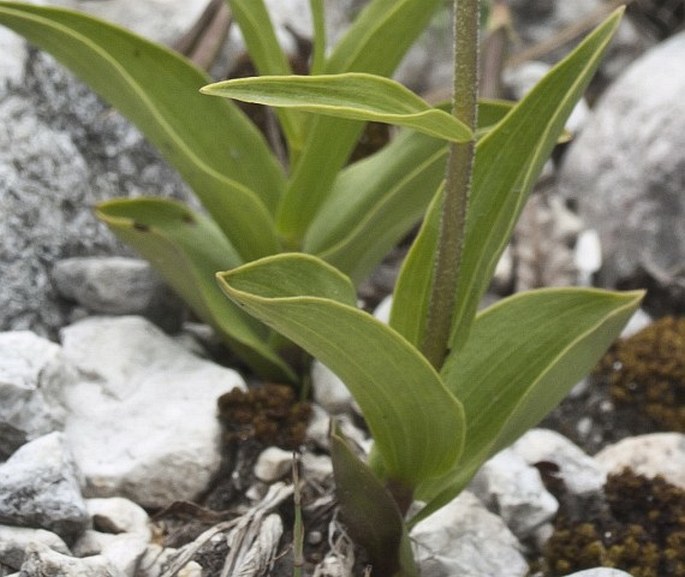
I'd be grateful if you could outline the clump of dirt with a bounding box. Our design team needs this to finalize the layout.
[542,468,685,577]
[597,315,685,433]
[218,383,312,450]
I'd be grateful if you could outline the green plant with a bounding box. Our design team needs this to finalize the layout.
[202,2,642,575]
[0,0,509,382]
[1,1,643,574]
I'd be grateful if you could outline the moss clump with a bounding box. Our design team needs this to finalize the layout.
[544,468,685,577]
[217,384,312,450]
[596,316,685,433]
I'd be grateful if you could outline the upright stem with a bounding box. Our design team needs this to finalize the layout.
[421,0,480,369]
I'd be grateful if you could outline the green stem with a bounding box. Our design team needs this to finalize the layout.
[421,0,480,369]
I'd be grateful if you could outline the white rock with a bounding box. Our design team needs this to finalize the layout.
[511,429,606,496]
[0,526,70,571]
[86,498,151,540]
[19,541,124,577]
[594,433,685,489]
[469,448,558,540]
[0,432,88,542]
[574,229,602,286]
[60,316,246,508]
[373,295,393,325]
[620,309,652,339]
[411,491,528,577]
[0,331,71,458]
[254,447,294,483]
[311,361,354,414]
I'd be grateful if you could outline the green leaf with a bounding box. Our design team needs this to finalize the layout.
[216,254,465,486]
[448,8,624,350]
[275,0,445,244]
[326,0,443,75]
[228,0,304,151]
[96,198,295,382]
[389,189,443,346]
[0,2,283,261]
[391,8,625,350]
[411,287,644,524]
[331,428,417,577]
[305,100,514,283]
[202,73,473,143]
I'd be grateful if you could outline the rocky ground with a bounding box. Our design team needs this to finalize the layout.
[1,1,684,576]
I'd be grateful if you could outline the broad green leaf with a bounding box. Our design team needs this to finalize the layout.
[0,2,283,260]
[391,9,624,351]
[96,198,295,382]
[410,287,644,524]
[331,428,417,577]
[306,100,515,283]
[228,0,304,152]
[202,73,473,143]
[216,254,465,486]
[275,0,445,244]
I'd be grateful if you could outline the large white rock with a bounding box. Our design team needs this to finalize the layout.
[60,316,246,508]
[559,31,685,290]
[594,433,685,489]
[0,331,71,458]
[411,491,528,577]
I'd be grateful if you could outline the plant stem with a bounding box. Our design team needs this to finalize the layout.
[421,0,480,369]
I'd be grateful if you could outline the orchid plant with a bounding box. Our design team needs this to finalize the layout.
[0,2,641,575]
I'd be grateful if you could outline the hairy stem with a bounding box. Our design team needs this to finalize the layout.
[421,0,480,369]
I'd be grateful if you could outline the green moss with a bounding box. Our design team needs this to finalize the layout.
[596,316,685,432]
[544,468,685,577]
[217,383,312,450]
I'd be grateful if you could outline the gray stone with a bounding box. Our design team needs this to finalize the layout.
[559,32,685,295]
[0,526,70,571]
[0,47,192,339]
[0,331,71,459]
[594,433,685,488]
[52,257,184,332]
[469,448,558,540]
[60,316,245,508]
[19,542,124,577]
[0,432,88,543]
[411,491,528,577]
